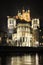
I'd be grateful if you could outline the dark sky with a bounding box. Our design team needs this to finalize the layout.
[0,0,43,31]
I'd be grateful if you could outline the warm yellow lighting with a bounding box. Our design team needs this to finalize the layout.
[16,9,31,22]
[36,54,39,65]
[16,16,18,19]
[40,30,41,32]
[0,37,2,42]
[7,16,9,18]
[42,36,43,39]
[12,34,17,41]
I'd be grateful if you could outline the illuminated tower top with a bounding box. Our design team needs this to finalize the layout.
[16,9,31,22]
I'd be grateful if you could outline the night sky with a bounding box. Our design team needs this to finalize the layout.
[0,0,43,32]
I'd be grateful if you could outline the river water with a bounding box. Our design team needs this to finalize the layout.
[0,53,43,65]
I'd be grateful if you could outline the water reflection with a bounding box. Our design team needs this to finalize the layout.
[0,53,43,65]
[0,57,1,65]
[36,54,39,65]
[5,53,38,65]
[39,54,43,65]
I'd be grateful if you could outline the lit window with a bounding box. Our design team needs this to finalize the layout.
[33,20,37,24]
[25,37,27,42]
[23,37,24,42]
[25,37,26,42]
[30,38,32,43]
[26,27,28,31]
[10,20,14,24]
[10,20,12,24]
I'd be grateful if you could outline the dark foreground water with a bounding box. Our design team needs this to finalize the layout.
[0,53,43,65]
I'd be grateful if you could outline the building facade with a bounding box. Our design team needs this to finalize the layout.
[17,23,32,46]
[7,16,16,38]
[7,9,40,47]
[32,18,40,46]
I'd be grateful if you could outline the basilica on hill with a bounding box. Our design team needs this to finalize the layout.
[7,9,40,47]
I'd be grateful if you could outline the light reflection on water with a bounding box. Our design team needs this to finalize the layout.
[5,53,39,65]
[0,58,1,65]
[0,53,43,65]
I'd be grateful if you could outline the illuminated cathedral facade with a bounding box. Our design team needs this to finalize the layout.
[7,9,40,47]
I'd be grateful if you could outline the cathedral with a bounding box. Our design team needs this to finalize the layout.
[7,9,40,47]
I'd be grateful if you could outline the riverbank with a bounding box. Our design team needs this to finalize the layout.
[0,46,43,56]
